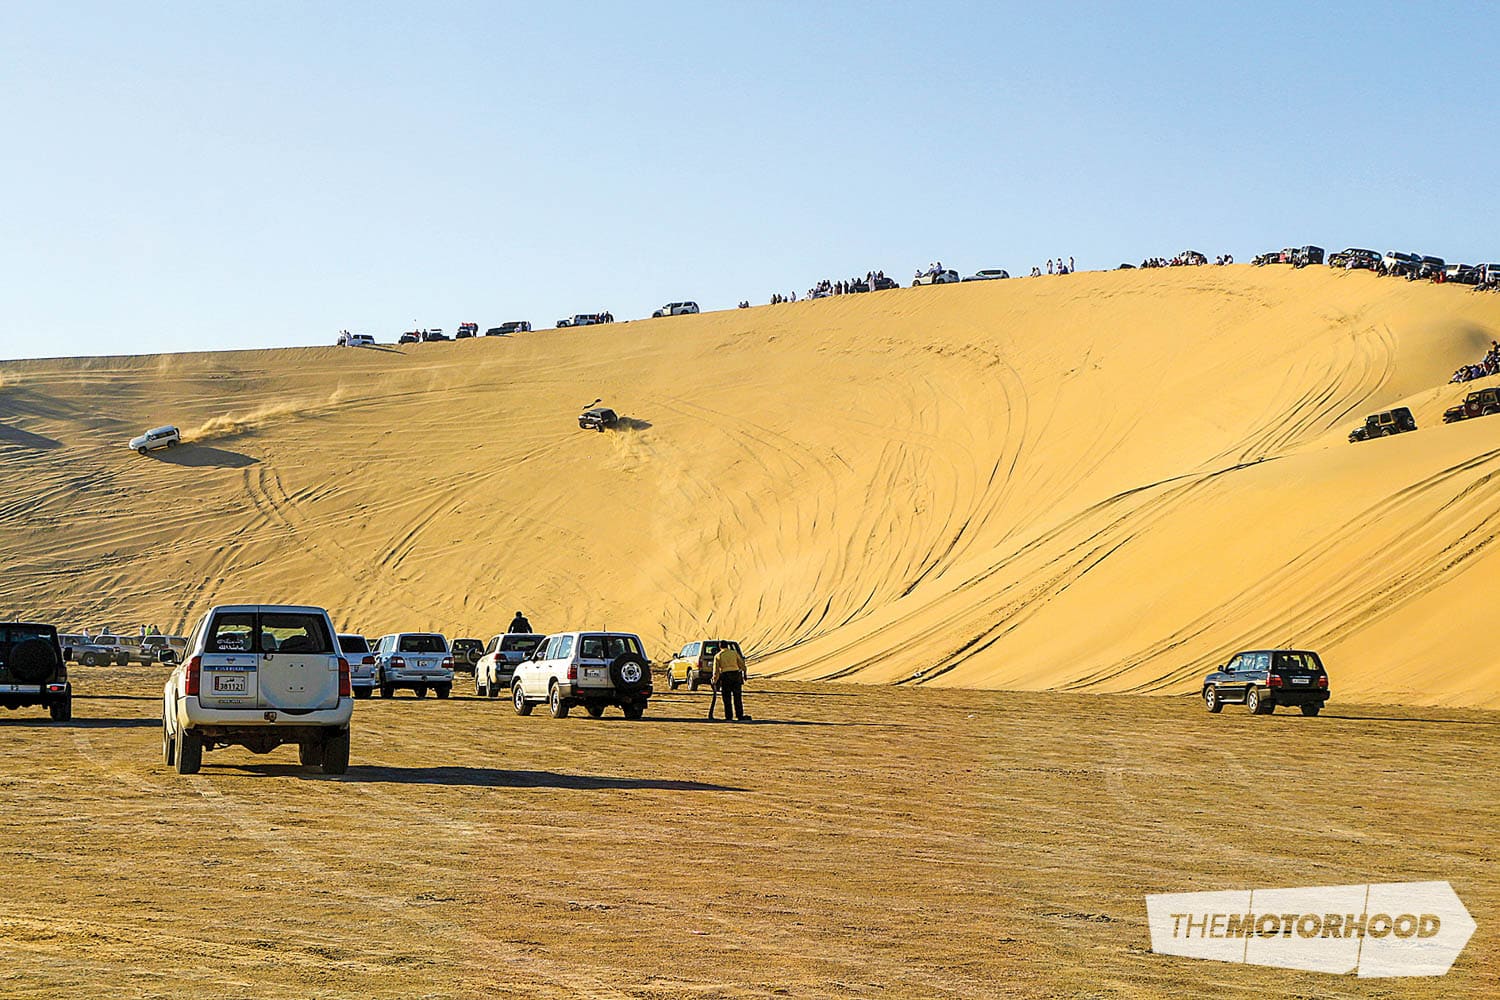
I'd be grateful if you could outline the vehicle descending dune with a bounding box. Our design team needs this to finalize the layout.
[2,267,1499,707]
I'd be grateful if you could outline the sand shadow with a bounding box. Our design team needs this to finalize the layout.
[0,424,63,450]
[638,715,908,729]
[1325,714,1500,727]
[151,445,258,469]
[614,416,652,431]
[0,716,157,729]
[219,763,746,790]
[360,344,404,354]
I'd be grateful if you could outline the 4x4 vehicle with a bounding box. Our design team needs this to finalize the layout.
[557,313,613,328]
[1382,251,1421,277]
[962,269,1010,281]
[665,639,744,690]
[1418,255,1446,279]
[1292,245,1324,267]
[0,622,71,721]
[485,321,531,335]
[68,634,130,667]
[1443,386,1500,423]
[450,638,484,673]
[473,632,544,697]
[129,425,181,455]
[133,634,181,665]
[911,269,960,286]
[652,301,700,317]
[512,631,653,719]
[1201,649,1330,716]
[579,406,619,432]
[399,331,421,345]
[1329,248,1380,270]
[161,605,352,774]
[422,328,450,342]
[338,634,378,698]
[455,322,479,339]
[1348,406,1417,442]
[372,633,453,698]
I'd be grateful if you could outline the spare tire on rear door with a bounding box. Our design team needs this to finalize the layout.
[609,653,649,693]
[9,638,57,683]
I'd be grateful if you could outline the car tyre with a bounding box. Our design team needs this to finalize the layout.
[1245,688,1262,715]
[667,672,679,691]
[688,674,699,691]
[161,716,175,766]
[81,651,98,667]
[353,687,370,699]
[299,739,325,768]
[49,694,71,722]
[1204,686,1222,713]
[414,685,428,699]
[436,684,451,699]
[175,728,203,774]
[585,703,605,719]
[548,683,569,718]
[380,682,394,698]
[623,703,645,720]
[138,446,148,455]
[512,682,534,716]
[321,730,350,775]
[487,677,500,699]
[1300,704,1321,717]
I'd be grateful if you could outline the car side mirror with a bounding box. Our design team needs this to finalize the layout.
[1220,663,1230,672]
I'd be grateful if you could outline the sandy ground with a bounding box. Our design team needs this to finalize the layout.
[3,268,1500,707]
[1,670,1494,999]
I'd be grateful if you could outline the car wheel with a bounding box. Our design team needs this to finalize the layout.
[487,677,500,699]
[138,446,148,455]
[116,653,130,666]
[161,715,175,766]
[475,673,485,697]
[414,685,428,699]
[548,683,569,718]
[585,703,605,719]
[688,675,699,692]
[380,683,393,698]
[1204,686,1222,713]
[513,682,534,716]
[353,687,370,699]
[623,703,645,720]
[49,694,71,722]
[667,672,679,691]
[1300,704,1321,717]
[1484,406,1499,416]
[321,729,350,775]
[435,684,451,699]
[175,728,203,774]
[299,739,325,768]
[1245,688,1261,715]
[81,652,97,667]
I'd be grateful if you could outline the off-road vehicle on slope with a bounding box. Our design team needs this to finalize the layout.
[1348,406,1417,442]
[1443,386,1500,423]
[652,301,700,317]
[579,406,619,432]
[161,605,352,774]
[1201,649,1330,716]
[512,631,653,719]
[0,622,72,721]
[486,321,531,335]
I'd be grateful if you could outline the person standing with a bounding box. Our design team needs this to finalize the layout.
[711,643,748,721]
[508,611,533,634]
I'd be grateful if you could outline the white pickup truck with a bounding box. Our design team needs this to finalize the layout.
[161,604,353,775]
[372,632,454,698]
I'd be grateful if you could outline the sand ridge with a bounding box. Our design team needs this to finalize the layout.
[2,266,1499,707]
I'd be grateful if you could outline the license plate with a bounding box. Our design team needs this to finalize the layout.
[214,675,247,693]
[582,667,606,681]
[1292,677,1310,685]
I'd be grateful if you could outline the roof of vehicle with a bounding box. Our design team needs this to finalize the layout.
[583,406,617,416]
[544,630,643,639]
[145,425,179,436]
[1227,648,1323,658]
[0,621,59,632]
[204,604,330,615]
[384,631,448,638]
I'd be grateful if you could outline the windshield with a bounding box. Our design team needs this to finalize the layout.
[500,635,542,654]
[1273,652,1322,673]
[398,634,448,653]
[578,634,644,660]
[338,635,371,654]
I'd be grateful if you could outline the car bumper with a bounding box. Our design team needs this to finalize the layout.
[1266,689,1329,707]
[178,696,354,729]
[383,672,453,684]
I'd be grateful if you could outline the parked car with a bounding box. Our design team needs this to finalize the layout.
[0,621,71,722]
[449,637,484,673]
[962,269,1010,281]
[161,604,353,774]
[652,301,700,317]
[558,313,612,328]
[1201,649,1330,716]
[422,329,450,342]
[579,406,619,432]
[511,631,653,719]
[485,321,531,335]
[133,634,181,665]
[455,322,479,339]
[1348,406,1417,442]
[337,633,378,698]
[1292,245,1324,267]
[665,639,744,691]
[1382,251,1421,277]
[1329,248,1380,270]
[1179,250,1209,266]
[1443,386,1500,423]
[69,634,130,667]
[372,632,453,698]
[348,333,375,347]
[473,632,545,697]
[911,269,961,286]
[1417,255,1446,279]
[129,425,181,456]
[399,331,421,345]
[1445,264,1481,285]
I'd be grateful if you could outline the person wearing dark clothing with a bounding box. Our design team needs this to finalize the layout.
[508,612,533,634]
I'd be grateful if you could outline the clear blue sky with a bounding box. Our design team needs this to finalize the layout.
[2,2,1494,360]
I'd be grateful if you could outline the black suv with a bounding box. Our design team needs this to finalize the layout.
[1202,649,1329,716]
[1348,406,1417,442]
[0,622,72,722]
[450,638,484,673]
[1292,245,1325,268]
[579,406,619,432]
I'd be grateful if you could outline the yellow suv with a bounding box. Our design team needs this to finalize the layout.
[665,640,744,691]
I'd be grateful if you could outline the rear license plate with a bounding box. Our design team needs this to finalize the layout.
[1292,677,1311,685]
[582,667,606,681]
[214,675,247,693]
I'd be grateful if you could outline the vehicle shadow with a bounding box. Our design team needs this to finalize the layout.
[0,423,63,450]
[0,717,157,729]
[151,446,258,469]
[637,715,910,729]
[1326,714,1500,727]
[360,345,403,354]
[614,416,652,431]
[219,764,746,790]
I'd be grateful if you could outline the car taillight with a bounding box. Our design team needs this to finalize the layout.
[567,664,577,682]
[338,656,351,697]
[1318,675,1328,689]
[362,655,375,665]
[391,656,405,668]
[441,656,453,670]
[1268,674,1283,688]
[185,655,202,696]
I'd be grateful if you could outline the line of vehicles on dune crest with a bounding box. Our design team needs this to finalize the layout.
[1253,244,1500,286]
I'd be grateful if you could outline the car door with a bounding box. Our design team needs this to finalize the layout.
[257,610,339,711]
[520,637,550,696]
[197,610,261,709]
[1217,654,1246,700]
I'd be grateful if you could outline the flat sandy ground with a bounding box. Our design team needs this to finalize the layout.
[2,672,1494,999]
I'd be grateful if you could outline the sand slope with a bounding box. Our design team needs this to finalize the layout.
[3,267,1499,707]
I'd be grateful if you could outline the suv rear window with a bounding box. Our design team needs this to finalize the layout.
[338,635,371,654]
[701,641,741,657]
[206,612,333,654]
[398,634,448,653]
[579,634,644,660]
[1273,652,1322,673]
[500,635,541,654]
[0,625,58,664]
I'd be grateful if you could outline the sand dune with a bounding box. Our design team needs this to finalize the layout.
[3,266,1499,707]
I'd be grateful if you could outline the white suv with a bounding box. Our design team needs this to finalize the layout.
[511,631,653,719]
[161,604,353,775]
[372,633,454,698]
[129,425,181,455]
[652,301,700,317]
[473,632,544,697]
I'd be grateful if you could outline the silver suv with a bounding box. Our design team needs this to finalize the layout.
[161,604,353,775]
[473,633,544,697]
[511,631,653,719]
[372,632,454,698]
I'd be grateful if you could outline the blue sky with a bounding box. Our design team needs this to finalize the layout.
[2,2,1495,359]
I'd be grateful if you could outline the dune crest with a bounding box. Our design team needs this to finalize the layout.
[3,268,1499,707]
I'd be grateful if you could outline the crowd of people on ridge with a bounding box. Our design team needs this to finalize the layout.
[1451,340,1500,384]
